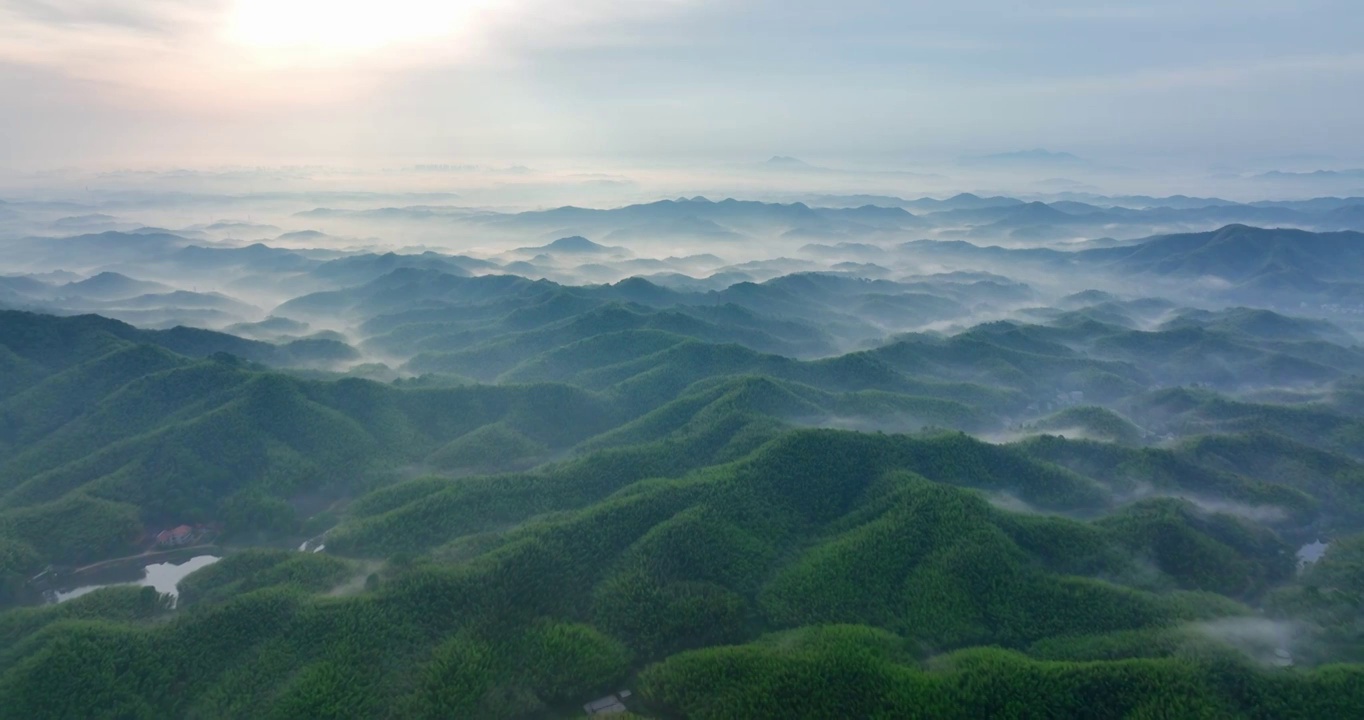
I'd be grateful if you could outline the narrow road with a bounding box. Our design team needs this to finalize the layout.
[70,544,220,574]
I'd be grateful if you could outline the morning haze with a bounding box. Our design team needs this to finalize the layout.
[2,0,1363,168]
[1,1,1363,718]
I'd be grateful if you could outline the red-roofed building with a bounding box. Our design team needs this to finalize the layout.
[156,525,195,548]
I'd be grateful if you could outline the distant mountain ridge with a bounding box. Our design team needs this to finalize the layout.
[0,309,359,370]
[1078,225,1364,284]
[60,272,172,300]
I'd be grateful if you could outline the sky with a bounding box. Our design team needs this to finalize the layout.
[2,0,1363,170]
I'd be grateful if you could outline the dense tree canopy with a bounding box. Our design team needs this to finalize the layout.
[2,300,1363,718]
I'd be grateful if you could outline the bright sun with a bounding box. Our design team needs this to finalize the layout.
[227,0,486,54]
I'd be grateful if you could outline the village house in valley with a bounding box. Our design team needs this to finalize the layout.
[155,525,195,548]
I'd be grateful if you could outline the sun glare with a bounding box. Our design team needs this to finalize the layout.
[227,0,486,54]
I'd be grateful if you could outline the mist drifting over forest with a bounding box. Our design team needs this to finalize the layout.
[3,1,1364,718]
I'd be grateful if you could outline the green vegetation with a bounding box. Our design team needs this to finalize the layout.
[1030,405,1145,445]
[425,422,550,472]
[177,550,353,606]
[3,296,1364,717]
[1267,533,1364,663]
[0,313,624,568]
[638,625,1364,719]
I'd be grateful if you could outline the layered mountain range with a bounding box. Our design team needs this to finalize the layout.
[1,191,1362,718]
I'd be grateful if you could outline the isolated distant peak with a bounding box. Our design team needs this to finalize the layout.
[546,236,604,252]
[83,271,133,282]
[277,230,329,241]
[764,156,815,168]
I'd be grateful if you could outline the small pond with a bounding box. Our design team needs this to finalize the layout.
[54,555,221,604]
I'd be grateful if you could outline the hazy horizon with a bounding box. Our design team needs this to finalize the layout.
[3,0,1364,172]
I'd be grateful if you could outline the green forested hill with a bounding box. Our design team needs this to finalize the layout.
[3,303,1364,718]
[0,314,628,576]
[0,311,359,379]
[639,625,1364,719]
[2,428,1361,718]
